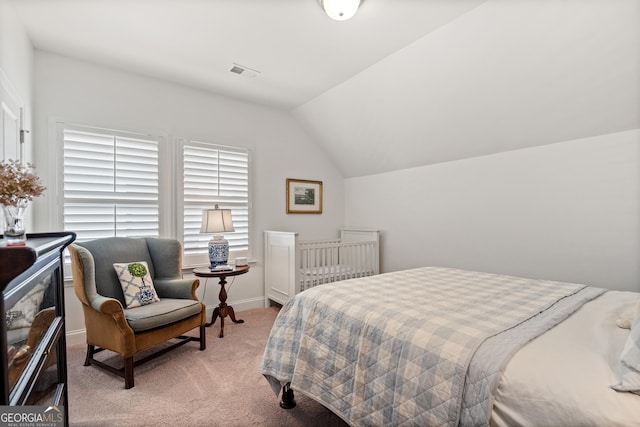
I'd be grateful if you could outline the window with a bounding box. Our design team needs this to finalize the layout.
[180,139,250,267]
[58,123,251,267]
[62,125,160,241]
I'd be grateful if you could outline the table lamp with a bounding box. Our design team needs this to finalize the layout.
[200,204,235,268]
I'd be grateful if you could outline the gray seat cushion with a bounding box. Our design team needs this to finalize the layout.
[124,299,202,332]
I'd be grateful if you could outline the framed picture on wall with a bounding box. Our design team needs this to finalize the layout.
[286,178,323,214]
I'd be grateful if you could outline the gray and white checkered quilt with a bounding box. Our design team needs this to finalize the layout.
[259,267,605,426]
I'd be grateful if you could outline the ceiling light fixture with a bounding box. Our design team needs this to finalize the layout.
[318,0,363,21]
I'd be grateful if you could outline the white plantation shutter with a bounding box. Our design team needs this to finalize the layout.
[62,126,160,241]
[181,140,249,262]
[57,123,252,266]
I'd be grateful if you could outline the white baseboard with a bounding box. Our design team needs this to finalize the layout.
[66,329,87,347]
[210,296,265,314]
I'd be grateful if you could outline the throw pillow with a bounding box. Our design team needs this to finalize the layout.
[616,299,640,329]
[113,261,160,308]
[611,315,640,395]
[5,279,47,330]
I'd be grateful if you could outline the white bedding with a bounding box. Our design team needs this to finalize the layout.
[491,290,640,427]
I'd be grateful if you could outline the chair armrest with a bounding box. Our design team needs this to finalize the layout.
[154,278,200,300]
[91,295,124,315]
[90,295,133,336]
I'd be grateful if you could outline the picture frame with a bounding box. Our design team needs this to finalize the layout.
[286,178,323,214]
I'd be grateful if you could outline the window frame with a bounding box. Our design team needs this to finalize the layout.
[51,120,253,270]
[176,137,252,268]
[59,123,165,239]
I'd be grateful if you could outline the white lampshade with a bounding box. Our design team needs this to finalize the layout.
[200,206,235,234]
[319,0,362,21]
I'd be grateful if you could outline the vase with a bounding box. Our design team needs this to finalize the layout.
[208,234,230,268]
[2,199,28,245]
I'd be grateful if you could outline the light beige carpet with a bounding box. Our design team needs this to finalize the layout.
[67,307,348,426]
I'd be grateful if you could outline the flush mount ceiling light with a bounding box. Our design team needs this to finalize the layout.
[318,0,363,21]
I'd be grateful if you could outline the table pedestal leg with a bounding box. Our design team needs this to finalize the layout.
[205,276,244,338]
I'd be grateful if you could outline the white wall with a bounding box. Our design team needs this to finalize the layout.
[32,52,345,343]
[0,0,33,110]
[345,131,640,292]
[0,0,34,221]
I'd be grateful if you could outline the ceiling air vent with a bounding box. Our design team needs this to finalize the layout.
[230,63,260,78]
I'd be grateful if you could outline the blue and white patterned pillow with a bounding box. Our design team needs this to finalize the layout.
[611,315,640,395]
[113,261,160,308]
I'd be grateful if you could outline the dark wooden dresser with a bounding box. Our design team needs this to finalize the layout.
[1,232,75,424]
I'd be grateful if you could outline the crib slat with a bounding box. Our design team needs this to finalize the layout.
[296,237,379,291]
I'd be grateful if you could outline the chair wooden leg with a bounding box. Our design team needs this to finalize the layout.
[199,325,206,350]
[84,332,201,389]
[124,356,134,389]
[84,345,95,366]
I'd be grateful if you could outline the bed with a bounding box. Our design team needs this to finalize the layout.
[259,266,640,426]
[264,229,379,306]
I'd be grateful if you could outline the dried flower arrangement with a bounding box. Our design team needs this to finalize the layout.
[0,160,46,207]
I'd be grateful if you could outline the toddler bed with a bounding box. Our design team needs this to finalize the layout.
[259,266,640,426]
[264,229,379,306]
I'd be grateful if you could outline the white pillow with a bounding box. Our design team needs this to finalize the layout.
[611,315,640,395]
[616,298,640,329]
[113,261,160,308]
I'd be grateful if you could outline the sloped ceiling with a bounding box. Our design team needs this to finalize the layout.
[293,0,640,177]
[9,0,640,178]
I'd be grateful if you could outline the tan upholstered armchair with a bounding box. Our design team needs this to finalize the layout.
[69,237,206,389]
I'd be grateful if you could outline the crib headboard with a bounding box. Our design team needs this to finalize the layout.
[264,231,298,306]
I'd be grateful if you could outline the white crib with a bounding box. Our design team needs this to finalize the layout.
[264,229,380,306]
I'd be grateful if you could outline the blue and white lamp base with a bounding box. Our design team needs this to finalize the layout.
[208,234,229,268]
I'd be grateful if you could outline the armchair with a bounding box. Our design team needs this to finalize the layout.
[69,237,206,389]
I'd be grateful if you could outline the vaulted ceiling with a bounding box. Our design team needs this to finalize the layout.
[10,0,640,177]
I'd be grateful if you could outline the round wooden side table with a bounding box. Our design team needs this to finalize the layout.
[193,265,249,338]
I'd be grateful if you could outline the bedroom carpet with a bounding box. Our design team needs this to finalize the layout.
[66,306,348,426]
